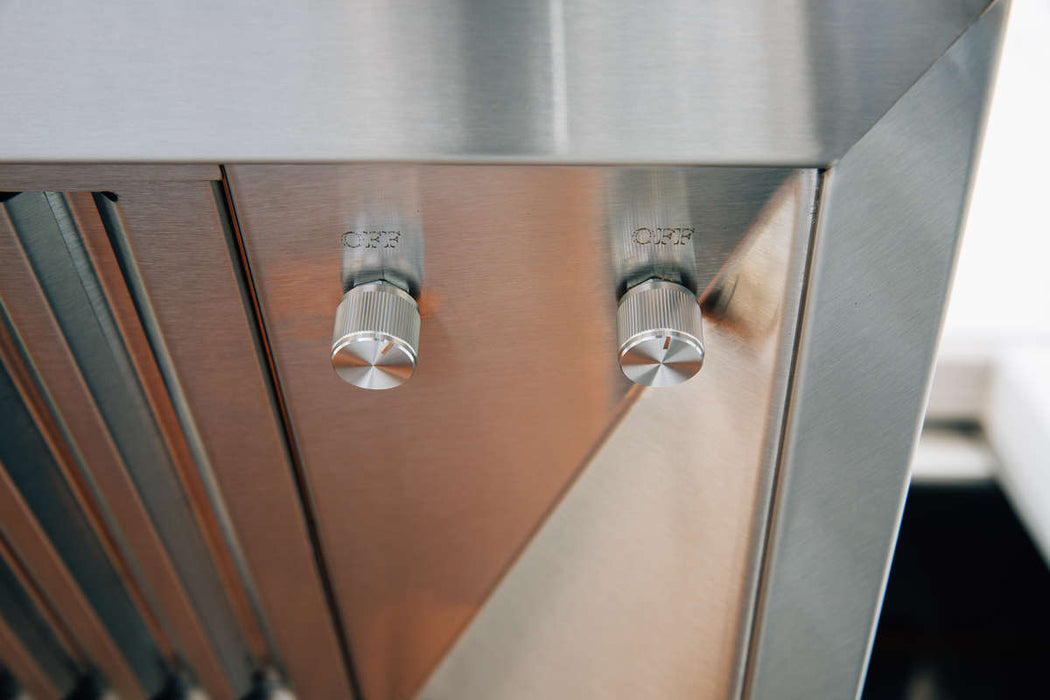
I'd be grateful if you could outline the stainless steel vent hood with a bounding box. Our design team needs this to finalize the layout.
[0,1,1007,698]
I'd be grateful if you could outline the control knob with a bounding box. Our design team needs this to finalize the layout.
[617,278,705,387]
[331,281,420,390]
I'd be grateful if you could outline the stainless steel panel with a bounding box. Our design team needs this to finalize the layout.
[104,180,355,699]
[419,172,814,699]
[744,4,1008,698]
[229,164,813,699]
[0,1,986,164]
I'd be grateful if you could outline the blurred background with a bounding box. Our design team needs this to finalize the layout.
[863,2,1050,697]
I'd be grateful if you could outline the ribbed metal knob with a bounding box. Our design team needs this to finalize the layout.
[617,278,704,387]
[331,281,420,390]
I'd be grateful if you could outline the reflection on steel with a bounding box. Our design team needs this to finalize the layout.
[420,171,814,699]
[228,164,810,699]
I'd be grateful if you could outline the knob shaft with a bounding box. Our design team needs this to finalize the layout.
[617,278,704,387]
[332,281,420,390]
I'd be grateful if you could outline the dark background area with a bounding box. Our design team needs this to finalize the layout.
[863,483,1050,699]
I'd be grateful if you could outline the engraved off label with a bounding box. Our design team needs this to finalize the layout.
[631,227,694,246]
[342,230,401,249]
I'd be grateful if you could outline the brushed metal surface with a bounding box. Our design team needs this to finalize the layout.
[744,4,1008,699]
[0,197,234,699]
[108,181,354,699]
[229,164,814,699]
[0,1,986,163]
[418,171,814,700]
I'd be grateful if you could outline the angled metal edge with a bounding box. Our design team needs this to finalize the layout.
[743,3,1009,699]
